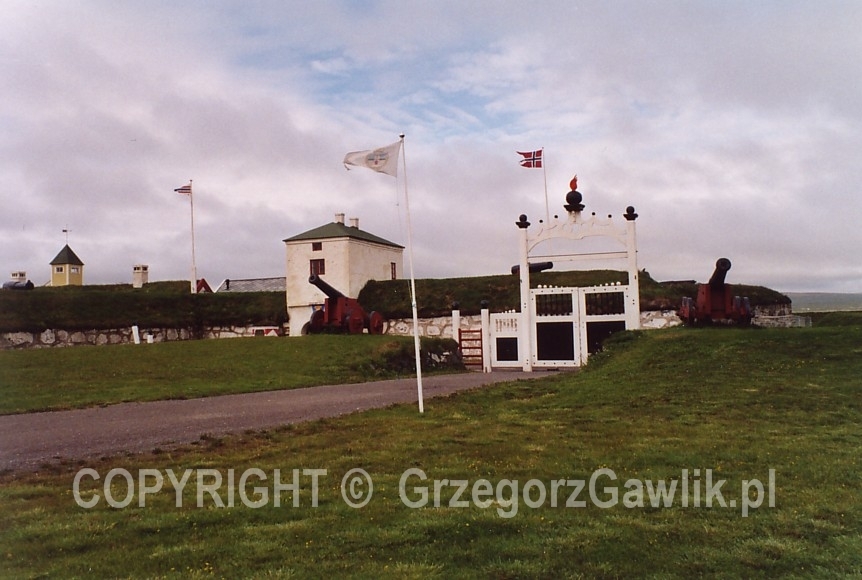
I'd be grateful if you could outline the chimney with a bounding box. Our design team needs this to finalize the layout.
[335,213,345,224]
[349,217,359,229]
[132,264,149,288]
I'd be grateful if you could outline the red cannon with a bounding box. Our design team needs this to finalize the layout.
[678,258,752,325]
[306,274,386,334]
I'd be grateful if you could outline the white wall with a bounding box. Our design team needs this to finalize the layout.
[347,240,402,297]
[286,237,350,309]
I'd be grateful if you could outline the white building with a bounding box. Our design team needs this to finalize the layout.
[283,213,404,336]
[132,265,149,288]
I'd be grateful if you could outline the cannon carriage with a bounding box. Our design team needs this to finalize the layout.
[305,274,386,334]
[678,258,752,326]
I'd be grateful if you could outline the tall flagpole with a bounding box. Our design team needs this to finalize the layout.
[189,180,197,294]
[542,147,550,223]
[399,134,424,414]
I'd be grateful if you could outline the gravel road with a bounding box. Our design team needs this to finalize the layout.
[0,371,549,473]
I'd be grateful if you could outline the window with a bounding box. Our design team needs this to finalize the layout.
[585,291,625,316]
[71,267,80,274]
[55,266,64,273]
[390,262,397,280]
[312,242,322,251]
[536,293,573,316]
[310,259,325,276]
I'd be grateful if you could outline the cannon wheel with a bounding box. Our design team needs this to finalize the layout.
[679,297,695,325]
[368,311,385,335]
[345,308,365,334]
[307,309,325,333]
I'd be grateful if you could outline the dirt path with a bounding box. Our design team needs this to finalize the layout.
[0,371,550,473]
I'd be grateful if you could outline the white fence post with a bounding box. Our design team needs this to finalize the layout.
[480,301,491,373]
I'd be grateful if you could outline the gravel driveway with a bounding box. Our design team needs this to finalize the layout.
[0,371,548,473]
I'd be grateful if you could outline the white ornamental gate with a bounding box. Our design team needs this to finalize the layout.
[487,283,633,369]
[512,188,640,372]
[531,286,581,367]
[463,182,640,372]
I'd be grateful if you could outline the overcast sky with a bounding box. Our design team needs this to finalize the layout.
[3,1,861,293]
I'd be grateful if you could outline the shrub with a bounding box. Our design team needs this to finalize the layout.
[354,337,465,376]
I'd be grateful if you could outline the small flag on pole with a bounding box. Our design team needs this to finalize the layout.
[343,141,402,177]
[344,135,424,414]
[174,182,192,195]
[174,180,196,293]
[517,150,543,168]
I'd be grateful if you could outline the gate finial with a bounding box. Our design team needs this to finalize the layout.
[565,175,584,213]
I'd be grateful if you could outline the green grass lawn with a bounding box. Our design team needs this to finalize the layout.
[1,323,860,577]
[0,335,441,415]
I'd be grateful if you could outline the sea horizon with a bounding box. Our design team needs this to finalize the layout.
[784,292,862,313]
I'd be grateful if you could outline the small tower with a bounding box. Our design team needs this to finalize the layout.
[50,245,84,286]
[132,265,149,288]
[11,271,27,282]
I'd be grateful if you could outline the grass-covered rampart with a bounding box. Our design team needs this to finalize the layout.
[361,269,788,317]
[0,281,286,333]
[0,271,790,332]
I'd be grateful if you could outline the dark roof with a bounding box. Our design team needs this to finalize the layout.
[283,222,403,249]
[215,277,286,293]
[50,245,84,266]
[3,280,34,291]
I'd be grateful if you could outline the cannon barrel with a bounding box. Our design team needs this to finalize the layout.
[708,258,732,288]
[308,274,345,300]
[510,261,554,275]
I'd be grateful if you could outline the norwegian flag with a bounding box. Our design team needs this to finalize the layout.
[517,149,542,168]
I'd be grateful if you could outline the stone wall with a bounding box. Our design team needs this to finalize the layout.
[384,314,482,340]
[752,315,812,328]
[0,325,284,350]
[639,310,684,329]
[0,303,793,349]
[383,311,685,337]
[753,304,793,317]
[380,307,803,335]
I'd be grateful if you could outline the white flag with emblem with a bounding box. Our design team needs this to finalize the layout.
[343,141,402,177]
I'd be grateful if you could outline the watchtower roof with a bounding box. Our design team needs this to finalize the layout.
[50,245,84,266]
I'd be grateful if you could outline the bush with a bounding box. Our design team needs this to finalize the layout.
[354,337,465,376]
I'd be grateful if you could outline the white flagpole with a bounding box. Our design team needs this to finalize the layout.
[542,147,550,223]
[399,134,424,414]
[189,180,197,294]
